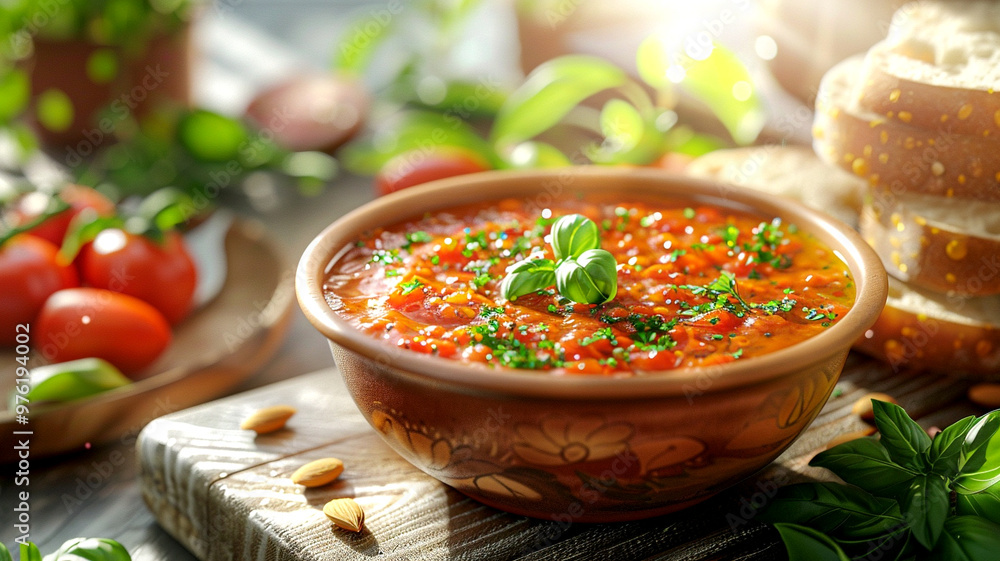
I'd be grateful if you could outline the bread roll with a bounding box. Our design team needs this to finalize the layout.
[685,145,864,227]
[854,277,1000,377]
[813,56,1000,202]
[860,190,1000,296]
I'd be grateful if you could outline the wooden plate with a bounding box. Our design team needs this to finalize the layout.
[0,219,294,462]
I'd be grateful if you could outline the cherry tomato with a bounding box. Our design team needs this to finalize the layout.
[78,229,197,325]
[375,148,491,196]
[12,184,116,246]
[34,287,172,375]
[0,235,79,346]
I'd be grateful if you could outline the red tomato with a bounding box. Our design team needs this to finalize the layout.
[78,229,197,325]
[34,287,172,374]
[375,149,491,196]
[0,235,79,346]
[13,184,116,246]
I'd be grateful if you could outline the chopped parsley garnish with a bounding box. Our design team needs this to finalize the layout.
[803,306,838,322]
[581,327,617,346]
[370,248,401,265]
[480,305,505,318]
[399,278,424,295]
[402,231,433,251]
[469,320,565,369]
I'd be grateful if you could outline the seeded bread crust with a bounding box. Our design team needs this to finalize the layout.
[855,45,1000,139]
[813,56,1000,202]
[854,278,1000,377]
[860,191,1000,296]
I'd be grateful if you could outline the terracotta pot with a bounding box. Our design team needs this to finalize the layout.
[296,167,887,522]
[28,23,192,157]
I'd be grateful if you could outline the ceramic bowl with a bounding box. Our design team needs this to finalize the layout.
[296,167,887,522]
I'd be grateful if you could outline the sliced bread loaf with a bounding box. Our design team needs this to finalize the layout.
[851,2,1000,137]
[854,277,1000,377]
[813,56,1000,201]
[860,190,1000,296]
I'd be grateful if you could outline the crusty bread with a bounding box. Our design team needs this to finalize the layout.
[852,0,1000,137]
[855,43,1000,139]
[854,277,1000,377]
[860,190,1000,296]
[813,56,1000,202]
[685,146,865,227]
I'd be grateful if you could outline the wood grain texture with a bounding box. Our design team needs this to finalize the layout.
[138,354,980,561]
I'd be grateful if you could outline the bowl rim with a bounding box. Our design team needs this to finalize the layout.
[296,167,887,400]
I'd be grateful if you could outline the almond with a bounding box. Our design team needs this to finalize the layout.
[825,427,877,450]
[968,383,1000,408]
[323,498,365,532]
[240,405,296,434]
[851,393,897,422]
[291,458,344,488]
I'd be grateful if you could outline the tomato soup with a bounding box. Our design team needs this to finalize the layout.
[323,197,855,375]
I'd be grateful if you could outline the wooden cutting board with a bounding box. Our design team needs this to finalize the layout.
[137,355,978,561]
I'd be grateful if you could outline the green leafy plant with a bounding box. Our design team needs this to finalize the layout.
[20,358,131,406]
[0,0,196,159]
[762,400,1000,560]
[0,537,130,561]
[341,30,764,177]
[500,214,617,305]
[71,107,338,200]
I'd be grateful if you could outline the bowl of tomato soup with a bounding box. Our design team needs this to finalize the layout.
[297,167,887,521]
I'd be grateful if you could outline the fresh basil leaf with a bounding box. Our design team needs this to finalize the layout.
[956,415,1000,494]
[760,482,903,540]
[550,214,600,260]
[956,486,1000,526]
[45,537,131,561]
[810,437,918,499]
[902,473,949,550]
[772,523,851,561]
[871,400,931,469]
[555,249,617,305]
[499,258,555,301]
[961,411,1000,474]
[23,358,131,405]
[930,516,1000,561]
[20,543,41,561]
[929,415,977,477]
[491,55,627,148]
